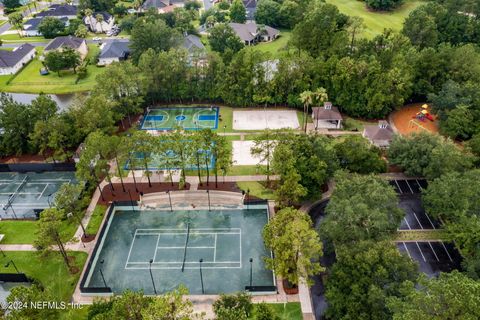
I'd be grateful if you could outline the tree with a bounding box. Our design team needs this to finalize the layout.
[211,134,231,188]
[75,24,89,38]
[0,94,34,155]
[38,17,66,38]
[466,133,480,159]
[326,240,418,320]
[95,13,104,33]
[348,16,364,53]
[250,129,278,186]
[130,19,181,63]
[254,0,281,27]
[7,12,23,37]
[440,104,476,140]
[34,208,72,270]
[299,90,313,133]
[364,0,404,11]
[213,292,252,320]
[208,23,244,60]
[87,290,152,319]
[387,271,480,320]
[255,303,279,320]
[131,130,157,187]
[402,4,440,48]
[320,172,403,245]
[334,135,386,174]
[229,0,246,23]
[263,207,324,286]
[6,284,59,320]
[142,286,201,319]
[274,168,307,208]
[44,48,81,76]
[54,183,84,217]
[2,0,21,10]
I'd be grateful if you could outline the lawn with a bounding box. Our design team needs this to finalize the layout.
[0,34,46,42]
[255,30,292,57]
[237,181,275,199]
[325,0,426,38]
[1,44,107,93]
[0,218,79,244]
[228,165,265,176]
[86,205,107,235]
[0,251,87,301]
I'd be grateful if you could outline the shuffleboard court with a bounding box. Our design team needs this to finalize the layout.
[140,107,219,130]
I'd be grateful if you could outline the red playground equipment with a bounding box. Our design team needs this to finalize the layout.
[413,104,434,122]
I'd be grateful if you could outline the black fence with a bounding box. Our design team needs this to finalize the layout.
[0,162,75,173]
[0,273,31,283]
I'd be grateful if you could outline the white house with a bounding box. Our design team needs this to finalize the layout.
[312,102,343,129]
[83,12,115,34]
[0,44,36,75]
[23,17,69,37]
[229,22,280,46]
[97,40,130,66]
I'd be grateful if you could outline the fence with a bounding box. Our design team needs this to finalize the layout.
[0,162,75,173]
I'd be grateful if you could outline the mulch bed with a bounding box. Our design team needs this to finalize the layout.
[197,181,242,192]
[97,182,190,205]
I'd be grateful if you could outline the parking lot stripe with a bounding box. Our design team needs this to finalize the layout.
[402,242,412,259]
[424,212,436,229]
[441,241,454,262]
[416,242,427,262]
[428,242,440,261]
[394,180,402,194]
[412,210,424,229]
[405,180,414,194]
[403,217,411,230]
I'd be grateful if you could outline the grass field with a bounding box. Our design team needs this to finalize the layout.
[0,34,46,42]
[0,251,87,301]
[0,218,79,244]
[255,30,292,57]
[0,44,107,93]
[326,0,426,38]
[86,205,107,235]
[237,181,275,199]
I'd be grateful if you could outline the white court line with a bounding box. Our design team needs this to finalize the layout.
[441,242,453,262]
[128,260,240,264]
[156,246,216,249]
[428,242,440,261]
[416,242,427,262]
[214,234,217,262]
[37,183,49,200]
[403,217,411,230]
[394,180,402,193]
[152,235,161,263]
[137,232,240,236]
[137,228,241,231]
[412,211,424,229]
[124,229,138,269]
[239,231,242,268]
[405,180,414,194]
[402,242,412,259]
[424,212,436,229]
[0,192,42,195]
[126,266,241,270]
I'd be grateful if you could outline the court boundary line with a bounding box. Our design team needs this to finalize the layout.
[140,107,219,131]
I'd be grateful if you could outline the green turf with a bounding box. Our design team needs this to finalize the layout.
[0,34,46,42]
[263,303,302,320]
[141,106,218,130]
[255,30,292,57]
[228,165,265,176]
[325,0,426,38]
[0,251,87,301]
[237,181,275,199]
[86,205,107,235]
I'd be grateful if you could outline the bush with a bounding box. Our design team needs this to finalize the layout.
[213,292,253,320]
[255,303,280,320]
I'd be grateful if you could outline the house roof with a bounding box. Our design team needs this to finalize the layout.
[0,43,35,68]
[24,17,68,31]
[229,22,279,42]
[142,0,170,9]
[182,35,205,53]
[312,106,343,121]
[44,36,85,51]
[36,4,77,17]
[363,122,394,142]
[84,11,113,23]
[99,40,130,59]
[243,0,257,8]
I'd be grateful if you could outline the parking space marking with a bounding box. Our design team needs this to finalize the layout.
[416,242,427,262]
[428,242,440,261]
[412,210,424,229]
[402,242,412,259]
[394,180,402,194]
[403,217,411,230]
[405,180,414,194]
[441,242,453,262]
[424,212,436,229]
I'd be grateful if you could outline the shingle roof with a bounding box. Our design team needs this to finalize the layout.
[36,4,77,17]
[0,43,35,68]
[363,122,394,141]
[99,40,130,59]
[142,0,170,9]
[229,22,279,42]
[243,0,257,8]
[182,35,205,53]
[44,36,85,51]
[24,17,68,31]
[312,106,343,121]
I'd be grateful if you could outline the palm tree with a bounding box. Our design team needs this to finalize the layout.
[133,0,143,17]
[95,13,104,34]
[312,87,329,131]
[84,9,93,32]
[299,90,313,133]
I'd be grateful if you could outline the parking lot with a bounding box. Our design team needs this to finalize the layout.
[389,179,440,230]
[396,241,463,277]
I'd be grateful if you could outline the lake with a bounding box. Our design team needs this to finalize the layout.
[4,93,87,111]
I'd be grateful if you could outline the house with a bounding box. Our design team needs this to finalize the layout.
[0,43,36,75]
[98,40,130,66]
[141,0,181,13]
[182,34,205,55]
[0,3,4,16]
[23,17,69,37]
[36,4,77,19]
[43,36,88,60]
[363,120,394,148]
[229,22,279,45]
[83,12,114,33]
[243,0,257,21]
[312,102,343,130]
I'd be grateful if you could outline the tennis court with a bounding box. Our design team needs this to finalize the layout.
[0,172,76,219]
[140,107,219,130]
[83,206,276,295]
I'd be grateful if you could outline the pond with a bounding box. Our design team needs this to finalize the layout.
[4,92,87,111]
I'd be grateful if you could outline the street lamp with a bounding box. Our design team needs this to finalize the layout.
[47,193,53,208]
[166,190,173,212]
[66,212,86,247]
[99,259,107,288]
[249,258,253,287]
[246,189,250,210]
[206,190,211,211]
[149,259,157,295]
[199,258,204,294]
[6,196,17,220]
[5,260,20,274]
[128,189,136,213]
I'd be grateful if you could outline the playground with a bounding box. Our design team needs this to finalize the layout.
[391,103,439,135]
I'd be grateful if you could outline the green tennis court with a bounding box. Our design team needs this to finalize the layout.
[83,205,276,295]
[140,107,219,130]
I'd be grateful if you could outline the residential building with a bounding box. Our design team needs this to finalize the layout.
[43,36,88,60]
[182,34,205,55]
[23,17,69,37]
[83,12,115,34]
[98,39,130,65]
[0,43,36,75]
[141,0,183,13]
[363,120,395,148]
[243,0,257,21]
[36,4,77,19]
[312,102,343,129]
[229,22,279,45]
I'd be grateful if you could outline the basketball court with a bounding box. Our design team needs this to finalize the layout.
[140,107,219,130]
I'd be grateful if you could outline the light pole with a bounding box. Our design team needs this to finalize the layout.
[99,259,107,288]
[206,190,211,211]
[166,190,173,212]
[199,258,204,294]
[223,125,226,135]
[249,258,253,287]
[149,259,157,295]
[128,189,136,213]
[247,189,250,210]
[5,260,20,274]
[47,193,53,208]
[67,212,86,247]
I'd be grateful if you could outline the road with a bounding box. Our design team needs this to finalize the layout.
[0,1,56,36]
